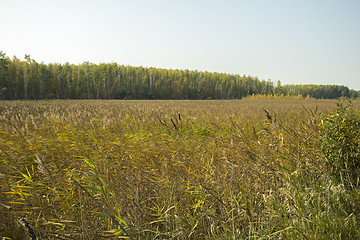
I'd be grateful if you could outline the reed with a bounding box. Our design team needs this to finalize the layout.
[0,99,359,239]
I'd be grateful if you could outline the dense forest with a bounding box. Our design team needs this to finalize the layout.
[0,51,359,100]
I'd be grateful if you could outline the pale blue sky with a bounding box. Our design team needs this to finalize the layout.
[1,0,360,90]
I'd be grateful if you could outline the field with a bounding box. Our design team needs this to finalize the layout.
[1,99,360,239]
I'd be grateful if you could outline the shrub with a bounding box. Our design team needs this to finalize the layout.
[319,100,360,187]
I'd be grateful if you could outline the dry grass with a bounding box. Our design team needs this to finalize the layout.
[0,99,359,239]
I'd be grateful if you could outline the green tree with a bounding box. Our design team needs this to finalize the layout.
[0,51,10,99]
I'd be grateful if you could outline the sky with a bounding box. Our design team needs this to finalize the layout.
[1,0,360,90]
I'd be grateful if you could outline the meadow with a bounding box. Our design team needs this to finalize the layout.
[1,99,360,239]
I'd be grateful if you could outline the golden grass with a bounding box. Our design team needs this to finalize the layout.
[0,99,359,239]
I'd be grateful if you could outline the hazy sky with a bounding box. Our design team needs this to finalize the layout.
[2,0,360,90]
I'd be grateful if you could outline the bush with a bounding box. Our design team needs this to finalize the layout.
[319,100,360,187]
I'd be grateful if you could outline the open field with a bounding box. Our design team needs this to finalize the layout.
[1,99,360,239]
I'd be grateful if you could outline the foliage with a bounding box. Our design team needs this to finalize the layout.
[280,84,357,99]
[0,51,358,100]
[0,99,360,239]
[319,99,360,187]
[243,93,312,100]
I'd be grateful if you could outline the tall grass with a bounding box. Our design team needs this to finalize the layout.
[0,99,359,239]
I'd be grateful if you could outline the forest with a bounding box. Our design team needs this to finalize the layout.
[0,51,359,100]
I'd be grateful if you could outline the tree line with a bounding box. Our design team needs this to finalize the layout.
[0,51,358,100]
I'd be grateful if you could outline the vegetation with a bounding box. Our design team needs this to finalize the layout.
[319,100,360,188]
[1,51,359,100]
[1,99,360,239]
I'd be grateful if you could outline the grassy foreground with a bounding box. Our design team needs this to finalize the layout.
[0,99,359,239]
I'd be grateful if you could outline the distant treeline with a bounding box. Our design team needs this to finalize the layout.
[0,51,359,100]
